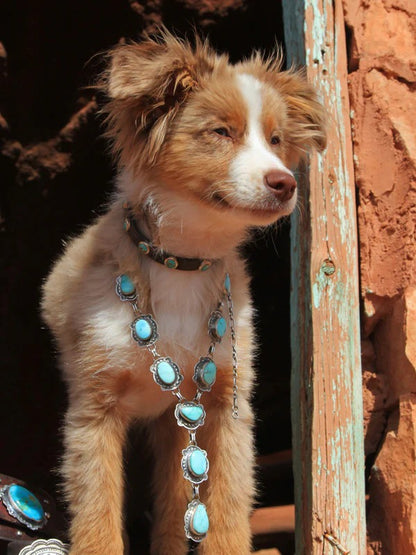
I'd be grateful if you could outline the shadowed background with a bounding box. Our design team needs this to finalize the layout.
[0,1,293,552]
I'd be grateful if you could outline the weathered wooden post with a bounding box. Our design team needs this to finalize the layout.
[281,0,366,553]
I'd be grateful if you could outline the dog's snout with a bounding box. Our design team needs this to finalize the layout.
[264,170,297,202]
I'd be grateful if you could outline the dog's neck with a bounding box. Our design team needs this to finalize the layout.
[121,176,249,262]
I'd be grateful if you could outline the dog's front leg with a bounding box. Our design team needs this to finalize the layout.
[148,408,189,555]
[62,400,129,555]
[198,396,255,555]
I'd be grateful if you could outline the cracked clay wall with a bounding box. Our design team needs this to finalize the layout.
[343,1,416,553]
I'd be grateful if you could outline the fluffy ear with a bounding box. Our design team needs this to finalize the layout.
[102,33,219,167]
[272,66,327,155]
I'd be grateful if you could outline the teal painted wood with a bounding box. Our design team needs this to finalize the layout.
[282,0,366,553]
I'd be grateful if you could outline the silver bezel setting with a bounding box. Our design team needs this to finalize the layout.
[0,484,47,531]
[208,310,226,343]
[184,499,209,542]
[130,314,159,346]
[150,357,184,391]
[193,357,216,392]
[181,445,209,484]
[174,401,206,431]
[115,275,137,302]
[18,539,69,555]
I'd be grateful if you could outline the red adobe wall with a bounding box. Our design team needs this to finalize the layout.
[343,1,416,552]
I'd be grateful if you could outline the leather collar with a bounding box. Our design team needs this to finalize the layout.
[123,208,215,272]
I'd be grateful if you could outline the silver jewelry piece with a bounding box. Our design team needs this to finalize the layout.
[174,401,206,431]
[115,275,137,302]
[184,499,209,542]
[115,271,239,542]
[208,310,227,342]
[181,445,209,484]
[130,314,159,346]
[192,357,216,392]
[18,539,69,555]
[0,484,47,531]
[150,357,184,391]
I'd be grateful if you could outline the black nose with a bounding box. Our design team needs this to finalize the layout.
[264,170,297,202]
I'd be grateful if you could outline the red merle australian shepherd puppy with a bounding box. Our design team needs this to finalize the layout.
[42,31,326,555]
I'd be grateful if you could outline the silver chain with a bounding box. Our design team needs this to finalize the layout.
[226,289,239,419]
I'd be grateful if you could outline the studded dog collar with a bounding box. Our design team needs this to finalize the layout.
[123,206,215,272]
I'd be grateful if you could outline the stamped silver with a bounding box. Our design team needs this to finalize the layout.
[0,484,47,531]
[150,357,184,391]
[181,445,209,484]
[18,539,69,555]
[193,357,216,392]
[115,275,137,302]
[174,401,206,431]
[184,499,209,542]
[130,314,159,346]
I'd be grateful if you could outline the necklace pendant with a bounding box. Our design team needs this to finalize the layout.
[150,357,183,390]
[193,357,217,392]
[184,499,209,542]
[130,314,158,346]
[208,310,227,342]
[181,445,209,484]
[115,274,137,302]
[175,401,206,430]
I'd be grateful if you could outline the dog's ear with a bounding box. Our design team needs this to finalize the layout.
[266,62,327,156]
[103,35,217,167]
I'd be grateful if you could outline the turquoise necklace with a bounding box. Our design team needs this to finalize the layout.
[115,272,238,543]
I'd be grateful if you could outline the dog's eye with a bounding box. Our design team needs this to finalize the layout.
[213,127,231,138]
[271,135,281,145]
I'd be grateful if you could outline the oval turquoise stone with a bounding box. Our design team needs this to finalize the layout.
[188,449,208,477]
[216,317,227,337]
[202,361,216,385]
[120,274,135,296]
[135,318,152,340]
[180,404,203,423]
[156,360,176,385]
[191,503,209,535]
[8,485,44,523]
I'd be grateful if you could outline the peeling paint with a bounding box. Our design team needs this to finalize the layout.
[283,0,366,553]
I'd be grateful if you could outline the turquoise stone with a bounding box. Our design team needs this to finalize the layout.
[165,257,178,269]
[224,273,231,292]
[138,241,149,254]
[120,274,135,296]
[216,317,227,337]
[135,318,152,340]
[156,360,176,385]
[188,449,208,477]
[8,485,44,523]
[202,361,216,385]
[191,503,209,535]
[180,404,203,423]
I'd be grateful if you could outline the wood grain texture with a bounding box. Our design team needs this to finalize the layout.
[282,0,366,553]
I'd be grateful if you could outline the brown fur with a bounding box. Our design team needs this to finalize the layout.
[42,31,325,554]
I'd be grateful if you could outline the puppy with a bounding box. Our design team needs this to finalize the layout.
[42,32,325,555]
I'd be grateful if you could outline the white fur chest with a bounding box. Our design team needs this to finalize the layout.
[146,262,230,367]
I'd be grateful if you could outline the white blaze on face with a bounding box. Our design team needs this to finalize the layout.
[230,73,293,199]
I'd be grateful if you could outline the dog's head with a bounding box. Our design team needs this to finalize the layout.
[103,31,326,226]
